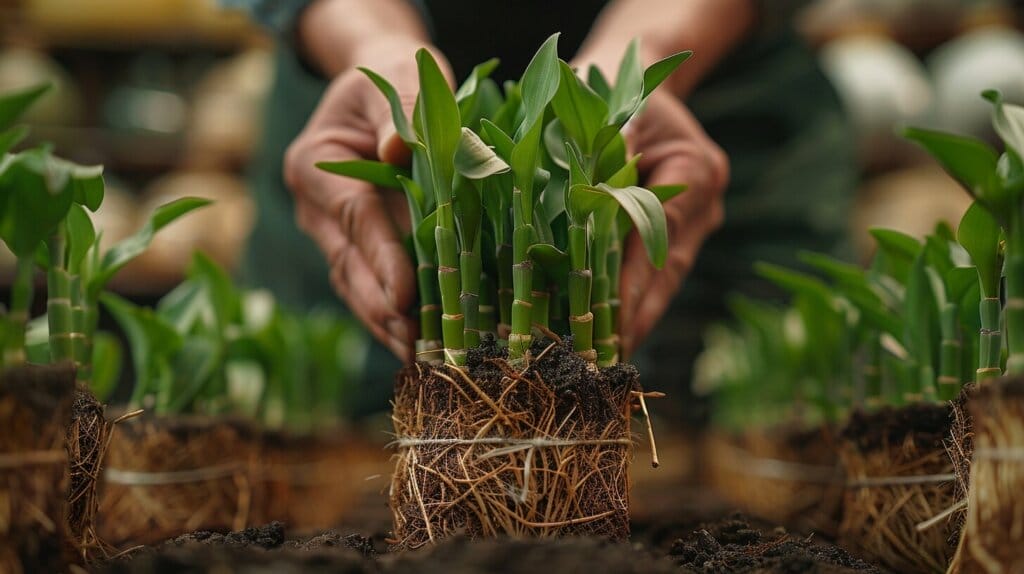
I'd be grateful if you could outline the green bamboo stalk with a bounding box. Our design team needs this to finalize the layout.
[592,234,617,367]
[937,302,962,400]
[479,270,498,336]
[863,335,882,410]
[4,257,34,365]
[460,247,482,349]
[496,242,513,340]
[47,227,76,365]
[607,235,622,336]
[977,296,1003,382]
[70,275,90,384]
[416,262,443,363]
[530,265,550,333]
[508,190,534,359]
[567,223,595,362]
[435,203,466,365]
[1006,217,1024,375]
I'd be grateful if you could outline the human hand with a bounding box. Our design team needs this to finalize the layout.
[283,38,452,362]
[619,91,729,358]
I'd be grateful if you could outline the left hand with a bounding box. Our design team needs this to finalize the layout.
[619,91,729,358]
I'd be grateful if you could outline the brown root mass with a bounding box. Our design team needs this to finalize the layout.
[65,386,114,562]
[0,363,75,574]
[98,415,259,547]
[255,431,391,531]
[703,426,844,536]
[950,376,1024,574]
[838,404,957,573]
[389,338,639,549]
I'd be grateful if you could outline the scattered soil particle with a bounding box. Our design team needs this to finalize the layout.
[669,514,884,573]
[842,403,951,452]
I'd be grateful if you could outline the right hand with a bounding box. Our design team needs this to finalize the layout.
[283,39,451,362]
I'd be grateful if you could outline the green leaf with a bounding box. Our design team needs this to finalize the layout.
[91,197,212,296]
[904,252,939,373]
[165,334,222,413]
[0,84,50,131]
[587,65,612,100]
[528,243,569,278]
[643,51,692,99]
[101,292,182,406]
[454,127,510,179]
[517,33,561,137]
[156,279,207,334]
[756,262,834,305]
[511,117,545,205]
[188,251,240,332]
[983,90,1024,160]
[650,184,687,203]
[595,131,628,182]
[62,159,104,211]
[870,228,921,285]
[0,149,74,256]
[544,119,570,170]
[0,125,29,156]
[416,209,439,263]
[596,184,668,268]
[903,126,1000,201]
[396,175,425,226]
[453,176,482,247]
[609,40,644,125]
[90,331,122,401]
[316,159,409,189]
[65,203,95,274]
[456,57,501,123]
[606,154,641,188]
[416,49,462,194]
[480,118,515,160]
[551,60,607,154]
[359,67,416,143]
[957,202,1003,298]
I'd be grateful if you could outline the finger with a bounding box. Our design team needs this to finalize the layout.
[374,88,418,166]
[325,225,415,362]
[288,139,418,316]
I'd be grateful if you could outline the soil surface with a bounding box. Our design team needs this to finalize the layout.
[842,403,951,451]
[98,509,884,573]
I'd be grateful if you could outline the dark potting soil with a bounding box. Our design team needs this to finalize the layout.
[96,513,884,574]
[113,412,261,443]
[841,403,951,452]
[462,335,639,426]
[0,361,75,415]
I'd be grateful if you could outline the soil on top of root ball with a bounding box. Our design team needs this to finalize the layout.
[841,403,951,452]
[460,335,639,426]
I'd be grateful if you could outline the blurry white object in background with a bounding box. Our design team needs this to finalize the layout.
[820,34,934,137]
[852,164,973,262]
[129,170,254,285]
[819,33,934,167]
[0,47,82,126]
[187,49,273,168]
[930,15,1024,138]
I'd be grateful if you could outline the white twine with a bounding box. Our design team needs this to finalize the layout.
[393,437,633,450]
[0,449,66,469]
[974,447,1024,461]
[847,473,956,488]
[718,442,841,484]
[105,462,243,486]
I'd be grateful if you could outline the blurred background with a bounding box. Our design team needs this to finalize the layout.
[0,0,1021,382]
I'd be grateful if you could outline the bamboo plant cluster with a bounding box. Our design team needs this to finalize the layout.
[320,35,691,367]
[0,84,207,394]
[102,253,370,432]
[695,91,1024,430]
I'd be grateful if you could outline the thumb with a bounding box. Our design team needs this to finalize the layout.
[375,87,418,166]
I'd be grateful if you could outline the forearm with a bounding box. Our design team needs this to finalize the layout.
[298,0,432,77]
[576,0,755,97]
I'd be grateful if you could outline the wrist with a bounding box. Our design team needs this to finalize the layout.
[298,0,431,77]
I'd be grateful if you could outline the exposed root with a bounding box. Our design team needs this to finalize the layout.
[0,363,75,574]
[389,340,639,549]
[65,387,114,563]
[949,377,1024,574]
[839,433,957,573]
[97,415,259,548]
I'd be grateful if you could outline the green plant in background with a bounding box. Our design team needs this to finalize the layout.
[696,90,1022,431]
[103,252,368,432]
[0,83,209,404]
[905,90,1024,379]
[320,35,689,368]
